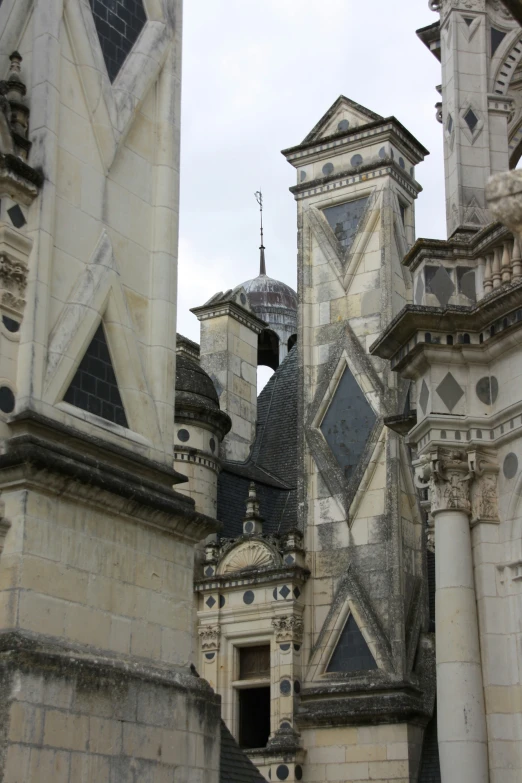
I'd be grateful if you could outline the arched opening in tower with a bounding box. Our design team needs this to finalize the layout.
[257,328,279,370]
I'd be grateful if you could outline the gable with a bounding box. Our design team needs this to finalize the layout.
[303,95,383,143]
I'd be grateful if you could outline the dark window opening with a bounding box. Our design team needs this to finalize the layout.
[399,203,406,226]
[238,687,271,749]
[239,646,270,680]
[446,335,453,346]
[288,334,297,352]
[258,328,279,371]
[491,28,506,57]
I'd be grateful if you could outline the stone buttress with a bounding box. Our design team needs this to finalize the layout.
[0,1,222,781]
[280,96,435,782]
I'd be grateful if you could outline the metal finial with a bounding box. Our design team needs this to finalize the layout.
[254,190,266,276]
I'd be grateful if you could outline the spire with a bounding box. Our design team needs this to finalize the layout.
[243,481,264,535]
[254,190,266,276]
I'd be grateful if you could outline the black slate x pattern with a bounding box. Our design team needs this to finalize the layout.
[89,0,147,82]
[64,324,128,428]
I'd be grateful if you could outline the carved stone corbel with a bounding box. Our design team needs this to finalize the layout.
[198,625,220,652]
[271,615,304,644]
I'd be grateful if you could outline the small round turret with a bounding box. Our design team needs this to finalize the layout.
[174,351,231,517]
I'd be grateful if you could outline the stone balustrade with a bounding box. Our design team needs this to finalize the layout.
[482,235,522,294]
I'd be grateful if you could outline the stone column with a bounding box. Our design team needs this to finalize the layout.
[416,449,489,783]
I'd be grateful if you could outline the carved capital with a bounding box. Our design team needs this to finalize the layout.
[198,625,220,652]
[415,449,471,515]
[416,448,500,526]
[272,615,304,644]
[468,450,499,525]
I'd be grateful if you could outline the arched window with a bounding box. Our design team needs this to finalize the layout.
[257,328,279,371]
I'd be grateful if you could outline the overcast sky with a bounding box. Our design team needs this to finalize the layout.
[177,0,446,370]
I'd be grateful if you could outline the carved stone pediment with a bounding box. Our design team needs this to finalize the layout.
[218,540,277,574]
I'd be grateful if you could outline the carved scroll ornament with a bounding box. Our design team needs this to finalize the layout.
[271,615,304,644]
[415,448,499,524]
[415,449,471,515]
[198,625,220,651]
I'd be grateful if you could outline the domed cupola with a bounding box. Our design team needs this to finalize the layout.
[174,337,231,516]
[238,192,297,369]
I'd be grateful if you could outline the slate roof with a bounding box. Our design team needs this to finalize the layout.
[220,721,266,783]
[217,345,298,537]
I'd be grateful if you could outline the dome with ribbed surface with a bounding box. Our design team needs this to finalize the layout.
[240,274,297,313]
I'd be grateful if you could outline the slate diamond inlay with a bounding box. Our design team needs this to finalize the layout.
[414,274,425,305]
[206,596,216,608]
[419,380,429,415]
[436,372,464,412]
[428,265,455,308]
[279,585,291,599]
[464,108,479,133]
[323,197,369,252]
[320,366,376,481]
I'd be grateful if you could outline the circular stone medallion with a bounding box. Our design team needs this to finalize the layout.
[243,590,255,605]
[280,679,291,695]
[0,386,15,413]
[503,453,518,479]
[177,428,190,442]
[276,765,289,781]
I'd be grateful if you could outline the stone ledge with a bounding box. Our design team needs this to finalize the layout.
[295,687,431,728]
[0,412,221,540]
[370,279,522,360]
[0,629,220,702]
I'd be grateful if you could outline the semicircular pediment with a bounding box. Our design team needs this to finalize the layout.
[218,541,277,575]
